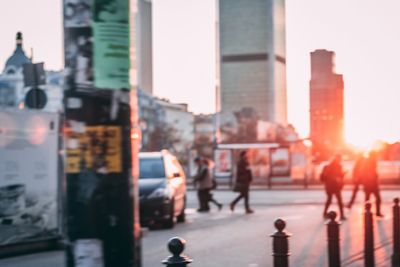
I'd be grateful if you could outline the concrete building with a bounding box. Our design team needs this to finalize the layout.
[217,0,287,137]
[137,0,153,94]
[137,88,165,150]
[156,99,194,156]
[193,114,215,157]
[309,49,344,160]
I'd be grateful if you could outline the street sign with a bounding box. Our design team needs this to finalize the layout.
[24,88,47,109]
[23,63,46,87]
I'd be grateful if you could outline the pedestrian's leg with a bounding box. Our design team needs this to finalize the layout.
[365,191,371,202]
[209,193,223,210]
[230,193,243,211]
[244,191,253,213]
[323,192,333,218]
[201,189,210,211]
[347,183,359,208]
[197,190,203,210]
[336,191,346,220]
[204,189,210,210]
[374,188,383,216]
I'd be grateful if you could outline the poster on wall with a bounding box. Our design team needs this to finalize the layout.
[64,0,131,90]
[93,0,130,89]
[214,149,232,177]
[247,148,270,179]
[270,147,290,176]
[0,110,60,246]
[64,0,94,87]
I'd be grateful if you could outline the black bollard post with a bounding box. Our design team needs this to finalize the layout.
[271,219,291,267]
[392,198,400,267]
[326,211,341,267]
[365,202,375,267]
[162,237,193,267]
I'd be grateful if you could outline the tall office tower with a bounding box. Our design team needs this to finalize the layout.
[309,49,344,160]
[138,0,153,94]
[217,0,287,141]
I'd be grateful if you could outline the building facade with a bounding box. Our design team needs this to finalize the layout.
[137,88,165,150]
[193,114,216,157]
[217,0,287,140]
[309,49,344,160]
[0,32,63,112]
[156,99,194,156]
[137,0,153,94]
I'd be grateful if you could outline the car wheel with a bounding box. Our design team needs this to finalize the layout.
[163,199,175,229]
[177,195,186,223]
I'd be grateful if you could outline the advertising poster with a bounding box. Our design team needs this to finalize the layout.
[247,148,270,179]
[93,0,130,89]
[65,125,122,174]
[64,0,94,87]
[0,109,60,246]
[64,0,130,90]
[270,147,290,176]
[214,149,232,177]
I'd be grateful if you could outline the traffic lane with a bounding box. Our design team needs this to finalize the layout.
[0,189,397,267]
[143,205,324,267]
[144,201,394,267]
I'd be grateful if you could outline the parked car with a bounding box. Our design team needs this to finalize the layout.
[138,150,186,228]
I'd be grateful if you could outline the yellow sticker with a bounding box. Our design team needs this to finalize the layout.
[66,126,122,174]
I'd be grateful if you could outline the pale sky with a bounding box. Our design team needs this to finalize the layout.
[1,0,400,147]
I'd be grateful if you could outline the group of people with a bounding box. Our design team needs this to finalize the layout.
[193,151,254,214]
[321,151,382,221]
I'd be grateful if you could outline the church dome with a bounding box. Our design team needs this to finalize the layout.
[3,32,31,74]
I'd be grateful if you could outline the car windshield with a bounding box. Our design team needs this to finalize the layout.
[139,157,165,179]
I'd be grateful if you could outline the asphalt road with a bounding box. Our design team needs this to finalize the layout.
[1,189,399,267]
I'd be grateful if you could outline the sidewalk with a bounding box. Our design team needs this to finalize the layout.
[188,183,400,191]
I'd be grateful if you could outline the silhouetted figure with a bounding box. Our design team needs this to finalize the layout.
[347,154,365,209]
[230,151,253,214]
[321,155,346,220]
[202,158,223,211]
[193,157,213,212]
[362,151,383,217]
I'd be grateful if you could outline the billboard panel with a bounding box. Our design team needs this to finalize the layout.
[0,109,60,246]
[214,149,232,177]
[270,147,290,176]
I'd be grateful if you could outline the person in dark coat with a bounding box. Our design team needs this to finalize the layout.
[347,153,365,209]
[321,154,346,220]
[362,151,383,217]
[230,151,253,214]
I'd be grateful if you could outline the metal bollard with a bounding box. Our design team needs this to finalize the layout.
[271,219,291,267]
[364,202,375,267]
[162,237,193,267]
[392,198,400,267]
[326,211,341,267]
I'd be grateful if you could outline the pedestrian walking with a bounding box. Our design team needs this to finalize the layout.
[362,151,383,217]
[321,154,346,220]
[230,151,254,214]
[193,157,212,212]
[347,153,365,209]
[193,157,221,212]
[203,158,223,211]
